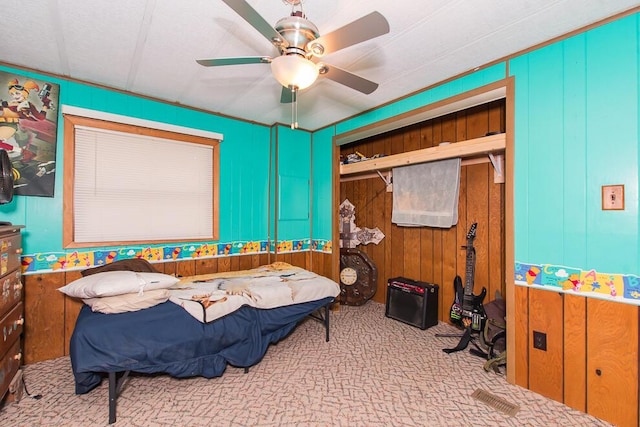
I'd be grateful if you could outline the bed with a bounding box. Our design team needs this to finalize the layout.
[66,261,340,424]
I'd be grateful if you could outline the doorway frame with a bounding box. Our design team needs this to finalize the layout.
[331,77,517,383]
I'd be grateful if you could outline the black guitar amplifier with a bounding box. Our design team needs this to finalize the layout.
[385,277,439,330]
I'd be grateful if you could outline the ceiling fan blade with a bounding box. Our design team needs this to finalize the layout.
[196,56,271,66]
[319,64,379,94]
[308,12,389,57]
[222,0,288,48]
[280,86,294,104]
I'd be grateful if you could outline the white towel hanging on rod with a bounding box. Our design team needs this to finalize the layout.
[391,158,461,228]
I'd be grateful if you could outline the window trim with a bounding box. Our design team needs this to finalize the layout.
[63,113,220,248]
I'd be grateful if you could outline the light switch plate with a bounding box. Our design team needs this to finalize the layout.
[602,185,624,210]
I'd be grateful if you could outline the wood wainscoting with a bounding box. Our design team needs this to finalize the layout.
[520,287,639,427]
[23,252,334,365]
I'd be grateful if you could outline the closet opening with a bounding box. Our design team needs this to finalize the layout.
[337,97,506,314]
[331,77,515,383]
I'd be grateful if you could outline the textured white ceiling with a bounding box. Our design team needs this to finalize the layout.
[2,0,638,130]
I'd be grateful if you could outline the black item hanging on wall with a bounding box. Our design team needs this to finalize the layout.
[0,149,14,205]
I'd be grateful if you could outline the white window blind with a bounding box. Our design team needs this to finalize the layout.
[73,125,214,243]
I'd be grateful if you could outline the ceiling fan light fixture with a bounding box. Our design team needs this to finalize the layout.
[270,55,319,90]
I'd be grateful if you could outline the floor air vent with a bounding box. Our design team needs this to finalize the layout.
[471,389,520,417]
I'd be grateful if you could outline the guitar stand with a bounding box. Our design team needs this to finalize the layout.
[440,328,506,374]
[469,340,490,359]
[441,328,475,354]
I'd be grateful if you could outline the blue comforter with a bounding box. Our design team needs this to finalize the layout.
[70,297,333,394]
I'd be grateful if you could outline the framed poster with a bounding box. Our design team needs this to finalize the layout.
[0,71,59,197]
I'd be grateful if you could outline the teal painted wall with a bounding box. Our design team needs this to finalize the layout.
[311,126,335,246]
[269,125,278,248]
[511,13,639,275]
[275,124,312,246]
[334,63,507,135]
[0,65,271,257]
[312,13,639,285]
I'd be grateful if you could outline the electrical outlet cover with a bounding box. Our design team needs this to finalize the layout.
[533,331,547,351]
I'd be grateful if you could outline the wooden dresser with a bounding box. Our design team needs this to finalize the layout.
[0,224,24,404]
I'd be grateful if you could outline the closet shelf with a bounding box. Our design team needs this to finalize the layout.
[339,133,506,179]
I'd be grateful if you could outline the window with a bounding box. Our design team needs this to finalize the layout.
[63,113,220,248]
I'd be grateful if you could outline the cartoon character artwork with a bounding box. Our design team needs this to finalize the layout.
[240,241,260,254]
[525,266,540,285]
[67,250,94,269]
[0,71,59,197]
[140,247,164,262]
[93,251,119,266]
[276,240,293,253]
[581,269,624,297]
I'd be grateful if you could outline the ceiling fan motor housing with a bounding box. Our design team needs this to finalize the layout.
[275,15,320,57]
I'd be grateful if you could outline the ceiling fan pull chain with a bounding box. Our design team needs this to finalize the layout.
[294,88,298,129]
[290,85,299,129]
[290,86,295,129]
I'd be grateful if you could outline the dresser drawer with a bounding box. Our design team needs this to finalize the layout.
[0,303,23,360]
[0,233,21,277]
[0,270,22,320]
[0,339,21,402]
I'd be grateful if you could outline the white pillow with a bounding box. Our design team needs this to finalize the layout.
[58,271,179,298]
[83,289,170,314]
[136,272,180,290]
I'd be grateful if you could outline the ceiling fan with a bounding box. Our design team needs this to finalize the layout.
[197,0,390,127]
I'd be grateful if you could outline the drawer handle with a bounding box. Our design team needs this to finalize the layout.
[14,317,24,326]
[15,248,23,255]
[14,351,22,361]
[13,283,23,291]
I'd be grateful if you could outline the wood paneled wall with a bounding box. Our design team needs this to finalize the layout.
[522,287,639,427]
[339,100,506,321]
[23,252,335,365]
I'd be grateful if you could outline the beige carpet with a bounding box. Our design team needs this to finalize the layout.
[0,302,610,426]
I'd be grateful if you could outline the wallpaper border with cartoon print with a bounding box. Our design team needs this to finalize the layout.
[515,261,640,306]
[20,239,333,274]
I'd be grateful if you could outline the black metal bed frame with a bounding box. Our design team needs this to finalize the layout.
[106,300,333,424]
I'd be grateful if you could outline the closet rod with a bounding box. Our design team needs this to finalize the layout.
[340,133,506,183]
[340,133,505,177]
[339,155,503,184]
